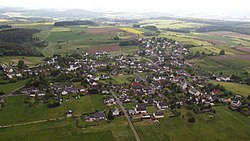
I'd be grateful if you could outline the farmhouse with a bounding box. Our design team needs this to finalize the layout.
[85,112,106,122]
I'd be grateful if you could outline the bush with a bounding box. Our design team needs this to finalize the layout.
[188,116,196,122]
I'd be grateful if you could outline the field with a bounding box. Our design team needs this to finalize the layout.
[120,27,143,34]
[135,106,250,141]
[207,31,250,39]
[51,27,71,32]
[0,118,131,141]
[88,27,123,35]
[88,44,120,54]
[0,94,106,125]
[0,79,28,93]
[209,80,250,96]
[0,56,43,66]
[139,19,206,29]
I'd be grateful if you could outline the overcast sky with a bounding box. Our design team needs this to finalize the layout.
[1,0,249,14]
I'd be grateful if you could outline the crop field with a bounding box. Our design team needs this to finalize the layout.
[135,106,250,141]
[51,27,71,32]
[209,80,250,96]
[210,54,250,62]
[88,27,123,35]
[0,94,107,125]
[190,57,250,78]
[120,27,143,34]
[207,31,250,39]
[139,19,206,29]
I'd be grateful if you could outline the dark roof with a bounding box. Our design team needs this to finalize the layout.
[155,111,164,116]
[136,107,146,111]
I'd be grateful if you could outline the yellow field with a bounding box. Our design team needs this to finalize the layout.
[51,27,71,32]
[120,27,143,34]
[0,19,7,22]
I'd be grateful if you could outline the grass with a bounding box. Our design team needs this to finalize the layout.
[0,119,115,141]
[111,75,133,84]
[140,19,206,29]
[135,106,250,141]
[120,28,143,34]
[0,56,43,66]
[120,46,140,54]
[0,79,28,93]
[0,94,107,125]
[51,27,71,32]
[190,57,250,78]
[209,80,250,96]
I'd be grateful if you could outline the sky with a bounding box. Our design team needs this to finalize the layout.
[0,0,249,14]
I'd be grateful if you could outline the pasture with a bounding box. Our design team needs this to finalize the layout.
[209,80,250,96]
[135,106,250,141]
[0,94,107,125]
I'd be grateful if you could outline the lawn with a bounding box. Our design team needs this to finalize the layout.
[135,106,250,141]
[0,94,107,125]
[0,79,28,93]
[209,80,250,96]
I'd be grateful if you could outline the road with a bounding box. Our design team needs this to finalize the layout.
[110,90,141,141]
[0,86,25,102]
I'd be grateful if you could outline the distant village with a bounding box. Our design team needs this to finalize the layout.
[1,36,249,123]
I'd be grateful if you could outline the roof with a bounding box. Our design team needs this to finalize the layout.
[155,111,164,116]
[136,107,146,111]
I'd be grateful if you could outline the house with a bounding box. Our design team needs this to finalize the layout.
[157,102,168,110]
[141,113,151,119]
[128,109,136,115]
[37,91,46,97]
[85,112,106,122]
[62,90,68,95]
[153,111,164,119]
[111,107,120,116]
[66,110,73,117]
[104,96,116,105]
[135,106,147,114]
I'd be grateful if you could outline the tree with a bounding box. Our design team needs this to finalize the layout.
[107,110,114,120]
[219,49,225,55]
[17,60,25,70]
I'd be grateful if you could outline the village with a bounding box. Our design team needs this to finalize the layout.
[0,36,249,126]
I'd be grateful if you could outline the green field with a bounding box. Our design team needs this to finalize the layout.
[210,80,250,96]
[0,56,43,66]
[0,95,106,125]
[135,106,250,141]
[0,116,135,141]
[0,119,115,141]
[0,79,28,93]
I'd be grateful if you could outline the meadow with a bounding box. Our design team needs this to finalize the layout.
[0,94,107,125]
[135,106,250,141]
[209,80,250,96]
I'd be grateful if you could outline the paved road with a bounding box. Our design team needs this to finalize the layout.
[110,90,141,141]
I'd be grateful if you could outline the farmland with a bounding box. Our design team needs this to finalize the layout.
[0,94,107,125]
[135,106,250,141]
[120,27,143,34]
[1,18,250,141]
[209,80,250,96]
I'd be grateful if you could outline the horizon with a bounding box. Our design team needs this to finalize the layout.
[0,0,250,16]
